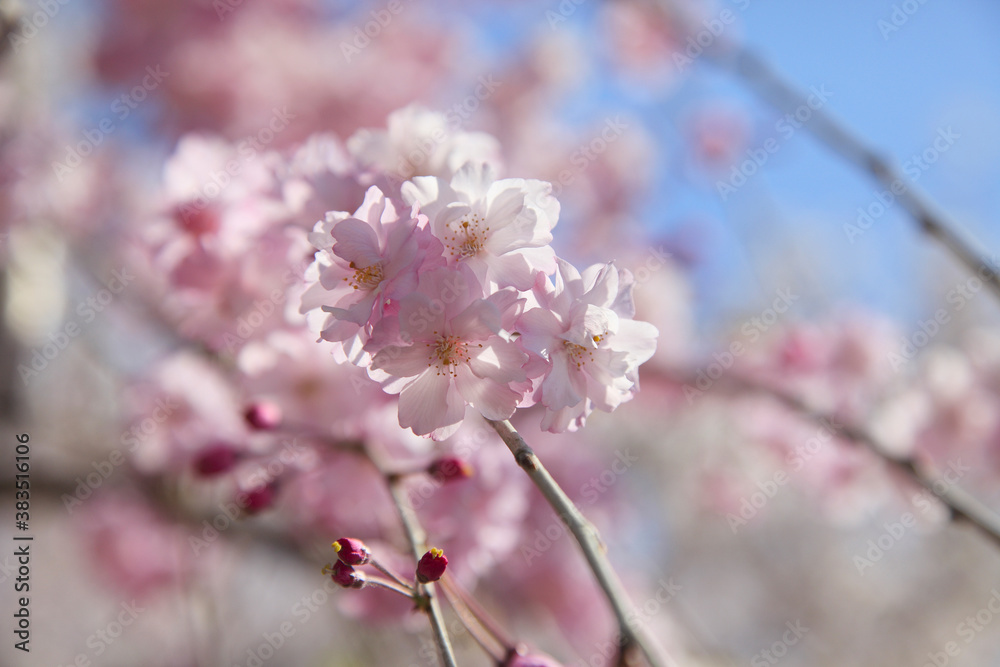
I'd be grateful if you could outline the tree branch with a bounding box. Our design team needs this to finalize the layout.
[724,373,1000,551]
[385,474,459,667]
[653,0,1000,301]
[486,418,674,667]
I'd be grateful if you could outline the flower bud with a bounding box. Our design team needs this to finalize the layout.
[416,547,448,584]
[243,484,277,514]
[427,456,474,482]
[329,560,366,589]
[244,402,283,430]
[332,537,371,566]
[192,442,240,477]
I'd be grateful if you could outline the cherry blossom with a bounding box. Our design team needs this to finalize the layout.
[369,267,528,439]
[300,185,444,363]
[348,104,503,185]
[401,162,560,290]
[517,258,658,432]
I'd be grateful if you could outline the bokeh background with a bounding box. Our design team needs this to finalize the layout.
[2,0,1000,665]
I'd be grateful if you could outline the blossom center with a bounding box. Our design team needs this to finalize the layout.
[444,214,490,260]
[563,339,595,369]
[428,335,471,376]
[344,261,384,290]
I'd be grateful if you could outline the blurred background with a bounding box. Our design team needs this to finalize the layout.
[2,0,1000,665]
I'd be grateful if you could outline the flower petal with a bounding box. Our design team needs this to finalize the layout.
[540,352,585,410]
[398,371,465,436]
[487,251,538,290]
[332,218,382,267]
[469,338,528,384]
[371,344,433,378]
[450,299,501,341]
[455,365,521,420]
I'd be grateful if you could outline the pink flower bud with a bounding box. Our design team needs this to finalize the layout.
[244,402,283,430]
[192,443,239,477]
[243,484,277,514]
[427,456,474,482]
[416,547,448,584]
[174,205,219,237]
[332,537,371,566]
[329,560,366,589]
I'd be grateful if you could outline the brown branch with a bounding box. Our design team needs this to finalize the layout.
[384,473,459,667]
[721,372,1000,551]
[487,418,675,667]
[651,0,1000,301]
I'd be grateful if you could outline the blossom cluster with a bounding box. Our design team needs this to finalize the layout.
[301,155,658,438]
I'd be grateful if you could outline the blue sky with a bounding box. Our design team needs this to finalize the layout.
[668,0,1000,334]
[59,0,1000,341]
[466,0,1000,337]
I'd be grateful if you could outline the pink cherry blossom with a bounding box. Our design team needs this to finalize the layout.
[347,104,503,185]
[369,267,528,439]
[300,186,444,363]
[517,258,658,432]
[401,162,560,290]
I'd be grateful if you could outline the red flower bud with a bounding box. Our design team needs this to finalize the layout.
[416,547,448,584]
[244,402,283,430]
[243,484,277,515]
[328,560,366,589]
[427,456,474,482]
[193,443,240,477]
[332,537,371,566]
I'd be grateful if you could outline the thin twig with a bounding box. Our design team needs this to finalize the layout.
[652,0,1000,301]
[386,475,459,667]
[721,372,1000,550]
[437,578,508,663]
[486,418,674,667]
[439,574,518,653]
[371,557,414,589]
